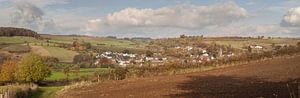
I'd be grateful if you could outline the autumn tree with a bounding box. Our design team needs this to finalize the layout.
[63,66,70,80]
[16,53,51,83]
[0,60,18,82]
[74,65,80,78]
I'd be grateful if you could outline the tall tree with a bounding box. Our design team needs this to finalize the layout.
[16,53,51,83]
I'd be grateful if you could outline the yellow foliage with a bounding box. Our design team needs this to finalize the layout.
[16,53,51,82]
[0,60,18,82]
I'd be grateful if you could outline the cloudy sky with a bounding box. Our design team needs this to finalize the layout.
[0,0,300,38]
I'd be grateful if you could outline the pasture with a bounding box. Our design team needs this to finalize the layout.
[41,35,139,48]
[42,46,78,63]
[46,68,109,81]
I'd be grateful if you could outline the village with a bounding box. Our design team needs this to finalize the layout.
[93,45,236,67]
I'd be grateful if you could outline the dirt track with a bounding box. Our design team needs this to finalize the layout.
[59,56,300,98]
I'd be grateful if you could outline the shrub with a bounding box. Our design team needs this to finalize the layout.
[111,67,128,80]
[94,70,111,81]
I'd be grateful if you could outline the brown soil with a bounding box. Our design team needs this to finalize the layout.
[58,56,300,98]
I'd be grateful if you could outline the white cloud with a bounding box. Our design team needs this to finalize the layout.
[9,2,61,34]
[82,2,249,35]
[11,2,44,27]
[281,6,300,27]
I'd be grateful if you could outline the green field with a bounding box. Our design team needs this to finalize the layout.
[42,35,139,48]
[46,68,109,81]
[42,46,78,63]
[30,86,63,98]
[0,36,43,43]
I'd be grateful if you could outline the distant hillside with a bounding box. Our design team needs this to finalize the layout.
[0,27,40,38]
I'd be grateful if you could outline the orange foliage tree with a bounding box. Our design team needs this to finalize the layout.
[0,60,18,82]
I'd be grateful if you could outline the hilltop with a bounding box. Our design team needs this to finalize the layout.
[0,27,40,38]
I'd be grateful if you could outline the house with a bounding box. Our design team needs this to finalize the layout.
[186,46,193,51]
[250,45,263,49]
[249,45,264,53]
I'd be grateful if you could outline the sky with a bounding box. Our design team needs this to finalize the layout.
[0,0,300,38]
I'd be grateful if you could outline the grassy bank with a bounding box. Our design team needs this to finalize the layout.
[30,86,63,98]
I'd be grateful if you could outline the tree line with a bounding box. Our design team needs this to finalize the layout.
[0,27,40,38]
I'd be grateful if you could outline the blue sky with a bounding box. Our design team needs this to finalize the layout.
[0,0,300,38]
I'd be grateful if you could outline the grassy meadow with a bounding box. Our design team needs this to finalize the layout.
[41,35,139,48]
[43,46,78,63]
[30,86,63,98]
[46,68,109,81]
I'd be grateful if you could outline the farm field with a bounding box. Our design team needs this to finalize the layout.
[58,55,300,98]
[1,44,30,53]
[203,38,300,50]
[30,45,78,62]
[41,35,139,49]
[46,68,109,81]
[31,45,52,56]
[0,36,42,43]
[42,46,78,63]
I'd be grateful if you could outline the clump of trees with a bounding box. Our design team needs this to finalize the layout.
[0,53,51,83]
[0,27,40,38]
[73,54,93,68]
[70,40,92,51]
[42,56,59,68]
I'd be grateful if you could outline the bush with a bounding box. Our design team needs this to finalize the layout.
[112,67,128,80]
[94,70,112,81]
[99,64,115,68]
[78,62,93,68]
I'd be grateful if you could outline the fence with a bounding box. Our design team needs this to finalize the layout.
[0,87,17,98]
[0,84,38,98]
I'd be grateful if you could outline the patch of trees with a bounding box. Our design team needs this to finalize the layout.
[73,54,93,68]
[0,27,40,38]
[70,40,92,51]
[42,56,59,69]
[0,53,51,83]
